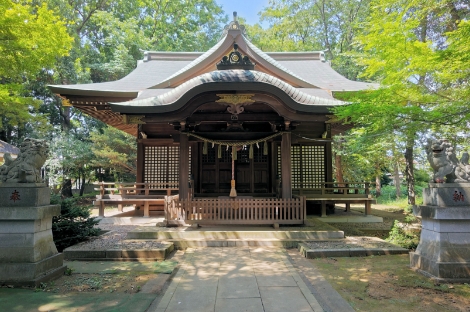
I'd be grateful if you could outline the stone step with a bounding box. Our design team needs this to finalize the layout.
[162,239,338,248]
[127,230,344,240]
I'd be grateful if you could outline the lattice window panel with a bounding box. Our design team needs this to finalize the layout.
[291,145,302,188]
[301,145,325,188]
[144,146,191,183]
[277,144,325,188]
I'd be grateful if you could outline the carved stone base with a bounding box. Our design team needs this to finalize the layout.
[424,183,470,207]
[411,204,470,282]
[0,254,66,287]
[0,186,65,287]
[0,183,50,207]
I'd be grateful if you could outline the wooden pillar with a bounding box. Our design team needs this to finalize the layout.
[325,123,333,183]
[136,141,144,184]
[179,133,189,201]
[281,131,292,199]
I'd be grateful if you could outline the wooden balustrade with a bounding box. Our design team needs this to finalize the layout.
[93,182,179,217]
[295,181,375,217]
[164,197,306,226]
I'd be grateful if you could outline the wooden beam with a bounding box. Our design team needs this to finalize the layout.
[179,133,189,201]
[187,113,284,123]
[137,142,144,184]
[281,132,292,199]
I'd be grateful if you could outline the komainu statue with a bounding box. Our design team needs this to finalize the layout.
[0,138,49,183]
[426,139,470,183]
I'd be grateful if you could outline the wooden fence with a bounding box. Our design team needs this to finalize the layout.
[164,197,306,225]
[295,182,375,217]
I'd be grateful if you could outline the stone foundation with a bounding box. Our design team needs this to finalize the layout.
[411,184,470,282]
[0,184,66,287]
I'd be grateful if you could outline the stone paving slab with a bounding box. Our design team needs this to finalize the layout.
[259,286,314,312]
[215,298,264,312]
[152,247,327,312]
[286,249,355,312]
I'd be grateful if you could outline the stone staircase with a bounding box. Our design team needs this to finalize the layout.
[126,226,345,249]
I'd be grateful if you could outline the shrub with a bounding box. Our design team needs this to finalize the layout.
[51,196,100,252]
[386,220,419,250]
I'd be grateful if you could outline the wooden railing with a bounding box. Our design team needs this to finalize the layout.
[93,182,179,217]
[164,197,306,225]
[164,195,181,223]
[94,182,178,197]
[295,182,375,217]
[296,181,372,196]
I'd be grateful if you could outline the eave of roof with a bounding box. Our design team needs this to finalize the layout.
[109,70,345,114]
[0,140,20,154]
[47,21,376,99]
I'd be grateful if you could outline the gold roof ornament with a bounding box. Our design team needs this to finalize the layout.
[122,114,146,124]
[216,43,255,70]
[216,94,255,115]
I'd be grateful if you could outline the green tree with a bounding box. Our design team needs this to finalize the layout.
[46,132,98,196]
[247,0,370,79]
[90,126,137,181]
[0,0,72,141]
[334,0,470,204]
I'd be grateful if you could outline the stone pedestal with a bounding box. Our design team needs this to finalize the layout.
[411,183,470,282]
[0,184,66,287]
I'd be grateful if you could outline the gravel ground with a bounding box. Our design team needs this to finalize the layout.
[303,236,403,249]
[66,225,167,250]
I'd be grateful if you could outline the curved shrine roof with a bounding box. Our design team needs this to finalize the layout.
[109,70,344,114]
[48,19,376,112]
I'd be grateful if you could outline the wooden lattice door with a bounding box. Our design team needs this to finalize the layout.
[278,144,326,190]
[143,145,191,184]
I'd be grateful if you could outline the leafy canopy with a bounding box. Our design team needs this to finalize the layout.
[334,0,470,134]
[0,0,72,128]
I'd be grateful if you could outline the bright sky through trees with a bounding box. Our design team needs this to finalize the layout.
[216,0,269,26]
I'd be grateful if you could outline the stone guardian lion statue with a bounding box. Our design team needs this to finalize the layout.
[0,138,49,183]
[426,139,470,183]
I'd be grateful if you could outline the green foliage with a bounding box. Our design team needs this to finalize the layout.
[0,0,72,131]
[335,0,470,132]
[334,0,470,204]
[90,126,137,179]
[46,132,98,190]
[414,169,431,186]
[64,267,74,276]
[375,185,424,205]
[386,220,419,250]
[51,196,100,252]
[247,0,370,79]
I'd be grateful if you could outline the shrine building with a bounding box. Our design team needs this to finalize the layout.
[49,16,374,225]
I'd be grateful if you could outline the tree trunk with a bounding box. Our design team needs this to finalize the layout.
[61,179,73,198]
[393,160,401,199]
[404,134,416,205]
[375,175,381,197]
[335,153,344,184]
[79,174,86,196]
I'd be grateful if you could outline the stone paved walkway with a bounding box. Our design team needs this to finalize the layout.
[152,247,352,312]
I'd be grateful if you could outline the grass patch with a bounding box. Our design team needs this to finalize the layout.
[311,255,470,311]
